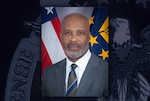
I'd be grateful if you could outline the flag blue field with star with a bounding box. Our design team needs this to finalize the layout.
[89,6,109,61]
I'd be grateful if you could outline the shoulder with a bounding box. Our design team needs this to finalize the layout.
[91,52,107,62]
[43,58,66,74]
[90,52,108,68]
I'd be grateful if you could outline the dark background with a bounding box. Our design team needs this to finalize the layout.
[0,0,41,101]
[1,0,150,101]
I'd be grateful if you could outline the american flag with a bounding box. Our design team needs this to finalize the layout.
[41,7,109,74]
[41,7,66,74]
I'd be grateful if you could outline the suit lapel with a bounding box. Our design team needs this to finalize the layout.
[55,59,66,96]
[76,53,99,96]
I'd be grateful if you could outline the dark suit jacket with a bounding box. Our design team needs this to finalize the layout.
[42,52,109,97]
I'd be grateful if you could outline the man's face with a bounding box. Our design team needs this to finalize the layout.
[61,14,90,62]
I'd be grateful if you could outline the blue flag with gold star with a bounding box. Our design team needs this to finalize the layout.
[89,6,109,61]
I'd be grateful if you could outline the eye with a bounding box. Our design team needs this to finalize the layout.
[64,31,72,35]
[77,31,84,35]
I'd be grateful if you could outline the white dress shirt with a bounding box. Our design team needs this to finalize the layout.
[65,49,91,90]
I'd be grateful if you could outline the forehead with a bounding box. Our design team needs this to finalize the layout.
[62,13,88,24]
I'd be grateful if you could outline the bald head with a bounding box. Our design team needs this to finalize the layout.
[61,13,90,32]
[60,13,91,62]
[62,13,89,24]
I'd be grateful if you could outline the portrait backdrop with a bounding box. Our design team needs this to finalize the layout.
[41,6,109,74]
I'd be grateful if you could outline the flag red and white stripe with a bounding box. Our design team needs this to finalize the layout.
[41,7,66,74]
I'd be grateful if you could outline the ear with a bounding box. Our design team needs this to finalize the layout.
[88,32,91,40]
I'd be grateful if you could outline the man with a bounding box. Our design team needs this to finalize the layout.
[42,13,108,97]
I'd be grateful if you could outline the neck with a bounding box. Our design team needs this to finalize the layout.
[67,57,80,62]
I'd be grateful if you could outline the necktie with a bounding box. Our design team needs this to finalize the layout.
[66,64,78,96]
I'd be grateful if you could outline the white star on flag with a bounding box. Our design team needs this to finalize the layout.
[44,7,54,15]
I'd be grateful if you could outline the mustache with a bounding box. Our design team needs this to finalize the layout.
[67,42,81,48]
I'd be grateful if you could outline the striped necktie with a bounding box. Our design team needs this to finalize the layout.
[66,64,78,96]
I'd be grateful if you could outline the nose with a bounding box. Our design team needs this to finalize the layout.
[70,33,78,42]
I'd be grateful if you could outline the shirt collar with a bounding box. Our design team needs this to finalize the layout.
[66,49,91,70]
